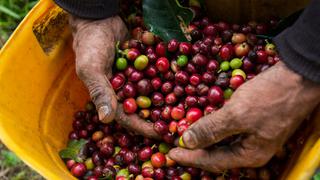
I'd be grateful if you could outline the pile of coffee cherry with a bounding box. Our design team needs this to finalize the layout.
[60,1,308,179]
[67,105,220,179]
[112,19,280,142]
[64,100,307,180]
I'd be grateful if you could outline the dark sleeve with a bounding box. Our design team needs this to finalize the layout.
[53,0,119,19]
[273,0,320,83]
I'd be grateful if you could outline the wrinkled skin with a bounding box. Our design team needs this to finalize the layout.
[168,61,320,172]
[70,15,127,123]
[70,15,159,138]
[70,16,320,172]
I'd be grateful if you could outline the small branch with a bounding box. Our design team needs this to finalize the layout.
[0,168,10,178]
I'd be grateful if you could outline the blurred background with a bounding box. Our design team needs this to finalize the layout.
[0,0,37,46]
[0,0,44,179]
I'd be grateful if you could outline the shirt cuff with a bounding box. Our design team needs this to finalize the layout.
[53,0,119,19]
[273,0,320,83]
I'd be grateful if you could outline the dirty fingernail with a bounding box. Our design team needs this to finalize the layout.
[98,105,111,121]
[169,148,181,159]
[183,131,197,148]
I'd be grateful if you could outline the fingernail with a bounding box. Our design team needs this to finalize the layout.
[98,106,111,121]
[183,131,197,148]
[169,148,181,159]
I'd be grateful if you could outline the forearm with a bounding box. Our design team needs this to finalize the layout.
[273,0,320,83]
[54,0,119,19]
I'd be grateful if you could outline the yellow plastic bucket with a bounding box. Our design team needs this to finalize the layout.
[0,0,320,179]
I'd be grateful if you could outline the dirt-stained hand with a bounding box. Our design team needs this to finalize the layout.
[69,15,161,139]
[70,15,127,123]
[169,61,320,172]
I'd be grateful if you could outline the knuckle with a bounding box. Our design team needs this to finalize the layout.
[222,101,249,130]
[227,101,247,119]
[189,118,219,146]
[206,119,223,142]
[220,104,236,121]
[75,61,114,109]
[86,81,108,106]
[76,60,105,82]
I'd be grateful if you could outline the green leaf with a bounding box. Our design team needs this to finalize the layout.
[314,170,320,180]
[59,149,77,159]
[143,0,194,42]
[59,139,88,162]
[0,5,20,19]
[0,150,22,167]
[68,139,87,149]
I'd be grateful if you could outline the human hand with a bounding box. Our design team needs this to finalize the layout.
[69,15,127,123]
[168,61,320,172]
[70,15,162,139]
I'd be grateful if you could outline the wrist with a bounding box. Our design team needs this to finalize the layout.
[69,15,127,42]
[277,61,320,103]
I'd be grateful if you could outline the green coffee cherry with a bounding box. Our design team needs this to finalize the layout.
[180,172,192,180]
[134,55,149,70]
[116,168,129,178]
[220,61,230,71]
[158,143,170,154]
[230,58,243,69]
[177,55,188,67]
[224,88,234,99]
[116,57,128,70]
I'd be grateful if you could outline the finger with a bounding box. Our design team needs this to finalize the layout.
[71,17,119,124]
[169,136,273,173]
[181,105,244,149]
[74,43,117,123]
[79,69,117,123]
[77,63,117,124]
[168,148,214,171]
[115,104,161,140]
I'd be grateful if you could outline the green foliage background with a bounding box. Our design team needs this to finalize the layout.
[0,0,37,47]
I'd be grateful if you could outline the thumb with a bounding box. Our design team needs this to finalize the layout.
[76,65,117,123]
[181,106,244,149]
[115,104,161,140]
[169,136,272,173]
[71,18,118,123]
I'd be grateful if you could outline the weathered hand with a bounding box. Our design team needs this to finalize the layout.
[168,61,320,172]
[70,15,161,139]
[69,15,127,123]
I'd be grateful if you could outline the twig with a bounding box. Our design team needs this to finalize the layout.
[0,168,10,178]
